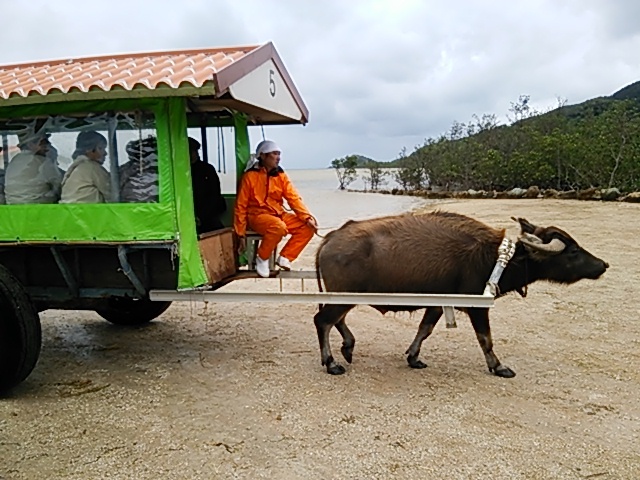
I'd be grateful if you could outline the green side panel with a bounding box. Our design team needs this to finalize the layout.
[232,112,251,266]
[0,96,210,288]
[165,98,208,289]
[0,98,176,241]
[154,102,176,207]
[0,203,175,241]
[233,112,250,185]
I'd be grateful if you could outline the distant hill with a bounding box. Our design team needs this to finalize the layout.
[326,154,384,169]
[352,154,376,167]
[511,80,640,123]
[548,80,640,121]
[611,80,640,101]
[333,80,640,170]
[385,79,640,167]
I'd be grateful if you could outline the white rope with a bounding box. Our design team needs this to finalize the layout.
[484,237,517,297]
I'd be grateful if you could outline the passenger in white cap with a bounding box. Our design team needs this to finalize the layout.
[234,139,318,277]
[5,129,62,204]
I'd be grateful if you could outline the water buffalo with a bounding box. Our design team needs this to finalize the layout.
[314,211,608,377]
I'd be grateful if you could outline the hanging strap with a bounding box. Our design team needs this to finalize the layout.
[484,237,517,297]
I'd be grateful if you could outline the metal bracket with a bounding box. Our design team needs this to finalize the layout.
[117,246,147,297]
[50,246,79,298]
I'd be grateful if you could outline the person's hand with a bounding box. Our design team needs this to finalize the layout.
[306,217,318,233]
[237,236,247,254]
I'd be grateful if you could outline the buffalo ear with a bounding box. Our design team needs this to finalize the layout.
[512,217,537,234]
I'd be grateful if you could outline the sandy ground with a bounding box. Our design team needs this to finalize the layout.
[1,198,639,479]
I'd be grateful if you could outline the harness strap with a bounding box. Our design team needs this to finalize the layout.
[484,237,517,297]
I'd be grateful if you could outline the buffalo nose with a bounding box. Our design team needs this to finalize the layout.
[603,261,610,269]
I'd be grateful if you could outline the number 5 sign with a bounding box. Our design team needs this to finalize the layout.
[269,69,276,98]
[228,59,303,122]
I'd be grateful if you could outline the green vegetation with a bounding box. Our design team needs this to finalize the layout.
[331,81,640,193]
[362,160,388,190]
[330,155,358,190]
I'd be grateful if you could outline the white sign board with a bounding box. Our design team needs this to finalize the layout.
[228,60,303,122]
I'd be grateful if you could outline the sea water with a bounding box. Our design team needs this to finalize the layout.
[219,168,424,232]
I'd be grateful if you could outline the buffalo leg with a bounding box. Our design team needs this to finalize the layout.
[467,308,515,378]
[334,318,355,364]
[314,304,354,375]
[405,307,443,369]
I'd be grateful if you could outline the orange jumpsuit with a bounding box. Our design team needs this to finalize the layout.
[234,167,315,261]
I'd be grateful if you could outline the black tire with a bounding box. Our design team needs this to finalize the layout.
[0,265,41,393]
[95,298,172,326]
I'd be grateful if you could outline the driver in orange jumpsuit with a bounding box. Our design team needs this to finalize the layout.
[234,140,318,277]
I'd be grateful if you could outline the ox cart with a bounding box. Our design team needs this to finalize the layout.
[0,43,494,392]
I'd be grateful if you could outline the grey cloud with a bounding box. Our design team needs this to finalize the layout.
[582,0,640,40]
[0,0,638,168]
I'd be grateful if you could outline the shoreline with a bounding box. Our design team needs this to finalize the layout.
[348,185,640,202]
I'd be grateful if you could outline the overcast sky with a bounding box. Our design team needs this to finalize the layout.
[1,0,639,169]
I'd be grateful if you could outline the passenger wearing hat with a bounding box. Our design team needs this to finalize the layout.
[234,140,318,277]
[189,136,226,234]
[60,131,111,203]
[5,129,62,204]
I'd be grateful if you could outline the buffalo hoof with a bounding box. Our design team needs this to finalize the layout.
[407,356,427,369]
[327,363,346,375]
[341,345,353,364]
[491,365,516,378]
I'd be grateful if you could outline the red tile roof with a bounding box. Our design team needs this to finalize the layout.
[0,45,259,100]
[0,42,309,124]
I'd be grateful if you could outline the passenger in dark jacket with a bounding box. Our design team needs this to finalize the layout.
[189,137,226,234]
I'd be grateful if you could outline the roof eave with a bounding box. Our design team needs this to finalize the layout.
[213,42,309,124]
[0,83,216,108]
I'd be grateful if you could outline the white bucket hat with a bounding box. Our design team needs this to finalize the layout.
[255,140,280,156]
[17,127,50,147]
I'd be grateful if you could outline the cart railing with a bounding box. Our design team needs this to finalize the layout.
[149,288,494,308]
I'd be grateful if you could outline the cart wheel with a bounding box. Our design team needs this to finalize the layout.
[95,298,172,326]
[0,265,41,393]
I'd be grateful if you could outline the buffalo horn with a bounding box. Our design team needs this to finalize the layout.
[519,233,566,253]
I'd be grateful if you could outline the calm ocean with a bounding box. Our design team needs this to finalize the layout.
[219,168,424,231]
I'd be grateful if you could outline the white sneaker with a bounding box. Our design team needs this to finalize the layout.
[276,255,291,270]
[255,256,270,278]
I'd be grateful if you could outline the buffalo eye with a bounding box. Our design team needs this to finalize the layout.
[566,244,580,256]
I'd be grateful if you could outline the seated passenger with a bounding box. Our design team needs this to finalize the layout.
[60,131,111,204]
[189,137,226,234]
[119,136,158,203]
[234,140,318,277]
[4,130,62,204]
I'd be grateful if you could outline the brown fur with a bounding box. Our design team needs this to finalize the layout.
[316,211,504,296]
[312,211,608,377]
